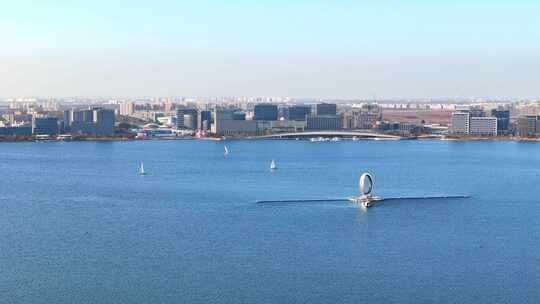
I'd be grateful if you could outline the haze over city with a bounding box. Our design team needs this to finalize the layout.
[1,0,539,99]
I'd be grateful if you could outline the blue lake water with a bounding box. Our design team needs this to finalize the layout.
[1,140,539,303]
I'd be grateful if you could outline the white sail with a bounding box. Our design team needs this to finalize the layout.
[139,162,146,175]
[224,146,229,155]
[270,159,277,170]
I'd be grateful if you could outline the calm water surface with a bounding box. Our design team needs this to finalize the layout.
[1,140,539,303]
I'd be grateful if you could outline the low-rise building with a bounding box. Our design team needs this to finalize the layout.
[157,116,177,127]
[517,115,540,137]
[32,117,59,135]
[469,117,497,136]
[211,109,257,136]
[213,120,257,136]
[306,115,342,130]
[0,125,32,136]
[450,109,498,136]
[377,121,422,135]
[256,120,306,134]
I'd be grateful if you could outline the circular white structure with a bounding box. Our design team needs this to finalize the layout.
[359,173,374,196]
[349,172,382,207]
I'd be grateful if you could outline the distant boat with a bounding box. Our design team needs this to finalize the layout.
[224,145,229,156]
[139,162,146,175]
[270,159,277,170]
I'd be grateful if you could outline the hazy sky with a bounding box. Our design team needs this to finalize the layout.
[1,0,539,99]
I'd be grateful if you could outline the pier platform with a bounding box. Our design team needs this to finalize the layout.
[257,195,470,207]
[257,173,470,208]
[256,198,349,204]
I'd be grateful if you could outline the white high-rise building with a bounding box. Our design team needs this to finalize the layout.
[470,117,497,136]
[450,112,470,135]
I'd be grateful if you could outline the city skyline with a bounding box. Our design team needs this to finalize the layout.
[1,0,539,99]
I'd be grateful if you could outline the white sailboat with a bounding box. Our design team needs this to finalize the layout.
[139,162,146,175]
[224,145,229,156]
[270,159,277,170]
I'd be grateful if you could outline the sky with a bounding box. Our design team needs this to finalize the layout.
[0,0,539,99]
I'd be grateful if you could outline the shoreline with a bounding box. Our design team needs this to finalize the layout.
[1,135,539,143]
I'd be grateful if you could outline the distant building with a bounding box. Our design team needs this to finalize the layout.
[9,114,32,125]
[0,125,32,136]
[306,115,342,130]
[176,113,184,128]
[32,117,59,135]
[70,107,115,136]
[256,120,306,135]
[517,115,540,137]
[377,121,422,135]
[450,112,470,135]
[469,106,485,118]
[422,124,448,135]
[92,108,115,136]
[343,104,382,129]
[157,116,177,127]
[82,109,94,123]
[198,110,212,131]
[61,110,71,133]
[315,103,337,116]
[469,117,497,136]
[176,108,198,129]
[184,114,196,130]
[358,104,382,129]
[212,110,256,136]
[119,102,135,116]
[454,105,471,112]
[288,105,311,121]
[253,104,278,121]
[232,111,246,120]
[491,108,510,135]
[450,108,498,137]
[212,109,257,136]
[70,109,96,135]
[214,120,257,136]
[278,106,289,120]
[213,108,235,121]
[70,109,84,124]
[377,121,401,132]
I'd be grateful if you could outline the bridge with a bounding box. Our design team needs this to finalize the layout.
[251,130,403,140]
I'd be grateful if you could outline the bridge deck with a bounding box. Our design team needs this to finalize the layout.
[252,131,402,139]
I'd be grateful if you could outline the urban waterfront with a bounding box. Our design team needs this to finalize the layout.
[1,140,539,303]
